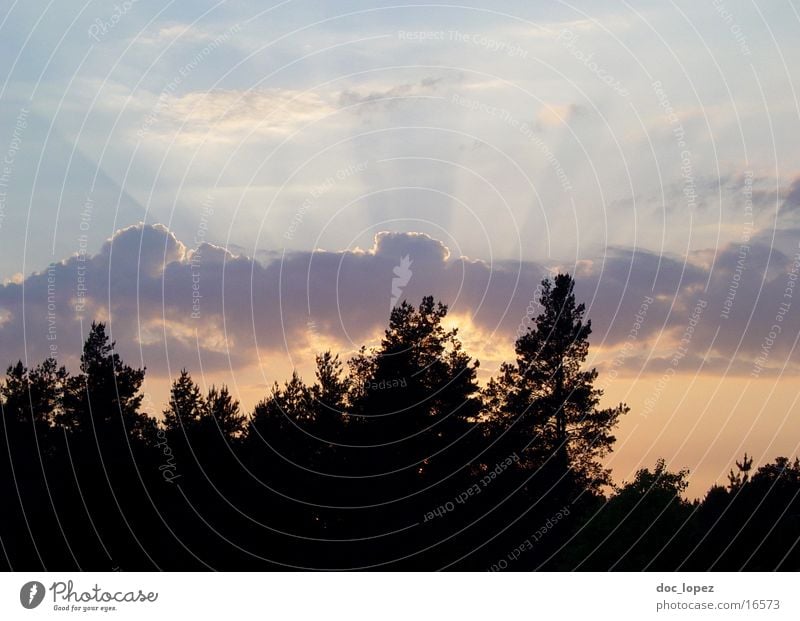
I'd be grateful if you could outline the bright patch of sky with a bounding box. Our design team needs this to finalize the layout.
[0,0,798,281]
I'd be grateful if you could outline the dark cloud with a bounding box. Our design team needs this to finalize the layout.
[612,171,790,219]
[2,223,800,382]
[782,176,800,213]
[337,77,443,110]
[0,224,545,376]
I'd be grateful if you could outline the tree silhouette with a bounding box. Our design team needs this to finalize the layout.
[2,358,67,446]
[163,369,205,436]
[484,274,628,493]
[345,296,481,490]
[63,322,153,443]
[558,459,694,570]
[203,385,245,440]
[728,452,753,490]
[311,351,350,433]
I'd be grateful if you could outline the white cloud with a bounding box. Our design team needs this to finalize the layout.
[148,88,336,142]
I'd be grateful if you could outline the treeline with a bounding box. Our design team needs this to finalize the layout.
[1,274,798,570]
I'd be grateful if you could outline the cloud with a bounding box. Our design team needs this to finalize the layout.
[337,77,444,110]
[149,89,336,141]
[138,23,239,46]
[782,175,800,213]
[583,236,800,378]
[0,223,547,377]
[2,223,800,386]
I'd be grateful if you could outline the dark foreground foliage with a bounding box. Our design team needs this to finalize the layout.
[1,275,798,570]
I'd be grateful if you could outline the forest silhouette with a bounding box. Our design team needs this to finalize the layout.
[2,274,799,570]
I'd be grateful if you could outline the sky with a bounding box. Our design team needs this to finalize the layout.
[0,0,799,496]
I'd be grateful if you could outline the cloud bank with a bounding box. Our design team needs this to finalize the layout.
[2,223,800,383]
